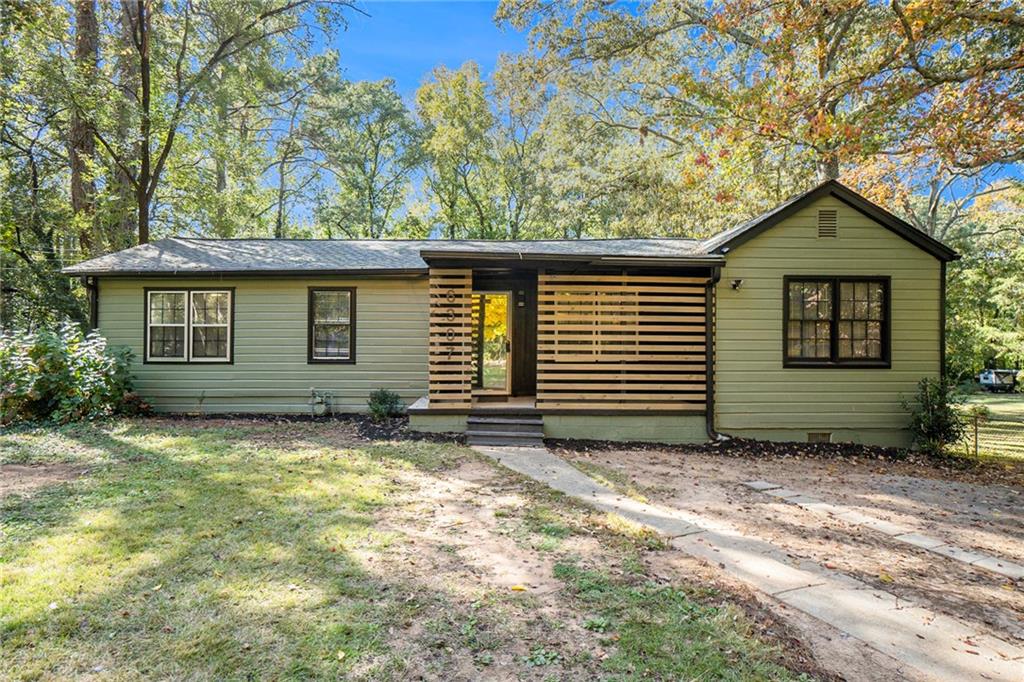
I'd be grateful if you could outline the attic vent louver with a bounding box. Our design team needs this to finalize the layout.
[817,209,838,238]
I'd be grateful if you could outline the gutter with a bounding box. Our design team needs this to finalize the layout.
[705,265,727,441]
[418,250,726,268]
[61,267,430,278]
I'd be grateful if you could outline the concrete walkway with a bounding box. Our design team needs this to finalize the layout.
[474,445,1024,682]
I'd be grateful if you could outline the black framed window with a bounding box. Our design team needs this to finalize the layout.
[308,288,356,363]
[145,289,233,363]
[784,276,890,368]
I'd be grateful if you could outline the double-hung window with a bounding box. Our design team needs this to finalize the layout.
[308,288,356,363]
[145,289,233,362]
[784,276,889,368]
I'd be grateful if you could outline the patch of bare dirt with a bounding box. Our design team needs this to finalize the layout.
[558,446,1024,647]
[549,436,1024,487]
[349,452,836,680]
[0,463,88,499]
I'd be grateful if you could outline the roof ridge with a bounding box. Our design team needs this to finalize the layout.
[168,236,700,243]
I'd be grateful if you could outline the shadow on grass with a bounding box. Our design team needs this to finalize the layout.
[0,422,476,680]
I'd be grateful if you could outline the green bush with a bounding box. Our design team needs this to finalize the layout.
[0,323,146,424]
[367,388,404,421]
[902,377,966,455]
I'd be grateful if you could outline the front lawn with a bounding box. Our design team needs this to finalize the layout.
[1,419,820,680]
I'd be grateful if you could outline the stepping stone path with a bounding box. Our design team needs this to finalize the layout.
[474,446,1024,681]
[742,480,1024,581]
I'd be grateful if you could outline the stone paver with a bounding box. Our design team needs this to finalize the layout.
[764,487,803,499]
[743,480,781,491]
[972,557,1024,581]
[892,532,947,550]
[744,480,1024,581]
[479,446,1024,681]
[929,543,993,565]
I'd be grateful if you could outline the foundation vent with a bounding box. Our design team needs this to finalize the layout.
[808,432,833,444]
[817,209,838,238]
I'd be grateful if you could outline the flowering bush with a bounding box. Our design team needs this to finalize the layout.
[0,323,147,424]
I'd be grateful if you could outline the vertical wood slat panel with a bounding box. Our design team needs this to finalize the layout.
[537,272,709,411]
[428,268,474,407]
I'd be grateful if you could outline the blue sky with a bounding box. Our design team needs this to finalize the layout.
[331,2,526,96]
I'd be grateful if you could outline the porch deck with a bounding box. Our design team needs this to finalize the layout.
[408,395,540,415]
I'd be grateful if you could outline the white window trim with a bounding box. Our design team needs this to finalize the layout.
[189,291,232,363]
[145,289,232,363]
[146,290,187,362]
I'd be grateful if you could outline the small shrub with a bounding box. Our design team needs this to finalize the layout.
[902,377,966,455]
[367,388,404,421]
[0,323,141,424]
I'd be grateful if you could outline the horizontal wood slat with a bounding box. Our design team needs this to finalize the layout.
[537,272,709,412]
[427,268,473,408]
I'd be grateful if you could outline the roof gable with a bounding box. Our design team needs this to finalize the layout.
[703,180,960,262]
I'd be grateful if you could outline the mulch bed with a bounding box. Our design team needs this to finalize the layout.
[156,412,466,445]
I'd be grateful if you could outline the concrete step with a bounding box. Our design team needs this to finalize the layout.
[466,421,544,435]
[466,435,546,447]
[467,416,544,426]
[466,429,543,439]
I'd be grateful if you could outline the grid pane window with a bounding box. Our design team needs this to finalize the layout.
[784,278,888,366]
[149,325,185,359]
[147,292,186,359]
[838,281,884,359]
[146,290,231,362]
[192,325,228,359]
[786,281,833,359]
[310,289,354,361]
[190,292,230,360]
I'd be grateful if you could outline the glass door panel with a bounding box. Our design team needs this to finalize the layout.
[474,292,510,394]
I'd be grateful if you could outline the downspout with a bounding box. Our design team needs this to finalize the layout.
[705,266,726,441]
[82,276,99,331]
[939,260,947,381]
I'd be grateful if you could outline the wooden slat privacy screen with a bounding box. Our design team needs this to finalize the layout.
[428,268,474,407]
[537,272,709,411]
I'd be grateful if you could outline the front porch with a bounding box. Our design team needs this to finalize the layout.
[412,251,720,443]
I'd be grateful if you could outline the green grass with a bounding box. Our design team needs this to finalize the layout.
[0,421,462,680]
[962,393,1024,459]
[554,560,809,681]
[571,460,660,504]
[1,419,816,681]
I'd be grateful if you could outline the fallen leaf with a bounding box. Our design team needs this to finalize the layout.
[878,572,894,584]
[510,585,528,592]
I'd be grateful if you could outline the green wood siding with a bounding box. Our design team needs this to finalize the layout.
[98,276,428,413]
[715,196,942,447]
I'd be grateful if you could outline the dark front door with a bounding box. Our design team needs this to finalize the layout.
[473,271,537,396]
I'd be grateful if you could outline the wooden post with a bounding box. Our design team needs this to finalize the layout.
[428,268,474,408]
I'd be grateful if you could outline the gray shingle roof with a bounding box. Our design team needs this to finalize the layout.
[61,181,959,277]
[62,237,712,276]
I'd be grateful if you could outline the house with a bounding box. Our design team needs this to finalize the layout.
[63,180,959,447]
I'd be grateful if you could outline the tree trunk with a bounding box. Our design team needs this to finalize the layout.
[215,72,228,234]
[275,155,288,238]
[816,151,840,182]
[111,0,140,250]
[136,0,151,245]
[70,0,98,253]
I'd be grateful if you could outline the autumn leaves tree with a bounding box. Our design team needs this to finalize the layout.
[498,0,1024,186]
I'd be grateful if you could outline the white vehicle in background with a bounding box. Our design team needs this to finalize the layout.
[978,369,1019,393]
